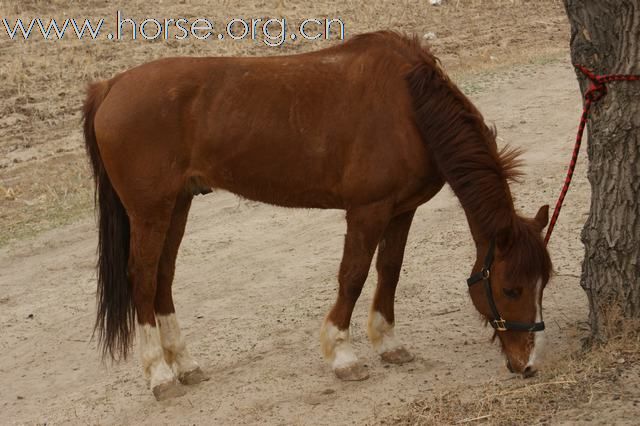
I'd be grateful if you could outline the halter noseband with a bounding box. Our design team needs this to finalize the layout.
[466,239,545,332]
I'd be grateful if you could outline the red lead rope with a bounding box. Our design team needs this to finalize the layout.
[543,64,640,246]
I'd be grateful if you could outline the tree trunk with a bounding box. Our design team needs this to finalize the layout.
[563,0,640,340]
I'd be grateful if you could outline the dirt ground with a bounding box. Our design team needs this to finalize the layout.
[1,1,637,425]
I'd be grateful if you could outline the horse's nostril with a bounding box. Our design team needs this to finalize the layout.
[523,366,537,378]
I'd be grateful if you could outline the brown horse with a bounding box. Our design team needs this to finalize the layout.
[83,31,552,400]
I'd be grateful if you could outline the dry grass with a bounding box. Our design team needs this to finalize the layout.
[379,318,640,425]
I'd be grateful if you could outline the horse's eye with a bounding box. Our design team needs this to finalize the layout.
[502,287,522,299]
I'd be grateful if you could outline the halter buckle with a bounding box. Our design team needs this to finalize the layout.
[482,268,490,280]
[492,318,507,332]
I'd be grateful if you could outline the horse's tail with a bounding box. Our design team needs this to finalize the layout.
[83,80,135,360]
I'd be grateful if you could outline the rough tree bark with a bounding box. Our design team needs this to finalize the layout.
[563,1,640,340]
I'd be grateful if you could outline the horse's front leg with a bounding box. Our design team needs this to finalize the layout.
[367,209,416,364]
[320,202,392,381]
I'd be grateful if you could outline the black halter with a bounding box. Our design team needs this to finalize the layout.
[466,239,545,332]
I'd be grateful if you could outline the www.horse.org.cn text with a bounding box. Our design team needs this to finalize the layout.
[1,12,346,47]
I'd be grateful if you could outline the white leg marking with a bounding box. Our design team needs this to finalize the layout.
[526,280,544,369]
[156,313,199,375]
[367,311,403,354]
[320,320,358,370]
[139,324,176,389]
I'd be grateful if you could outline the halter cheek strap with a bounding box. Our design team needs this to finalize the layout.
[467,239,545,332]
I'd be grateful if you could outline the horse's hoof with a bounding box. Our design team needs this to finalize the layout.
[334,362,369,381]
[178,367,210,385]
[152,381,187,401]
[381,346,415,365]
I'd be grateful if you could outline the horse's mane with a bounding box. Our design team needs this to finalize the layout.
[347,32,551,285]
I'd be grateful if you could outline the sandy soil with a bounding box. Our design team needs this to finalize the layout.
[0,60,595,424]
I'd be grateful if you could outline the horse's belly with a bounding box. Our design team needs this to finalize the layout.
[203,154,345,209]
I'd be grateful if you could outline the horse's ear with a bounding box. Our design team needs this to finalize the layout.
[534,205,550,231]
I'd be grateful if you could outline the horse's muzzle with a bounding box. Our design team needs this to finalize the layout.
[522,365,537,378]
[506,360,537,378]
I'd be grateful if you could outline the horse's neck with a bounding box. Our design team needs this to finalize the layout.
[420,123,518,246]
[459,181,516,248]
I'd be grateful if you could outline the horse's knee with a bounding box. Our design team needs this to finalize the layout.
[338,264,369,301]
[339,281,365,303]
[376,261,402,282]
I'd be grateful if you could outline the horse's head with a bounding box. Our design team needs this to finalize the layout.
[467,205,552,377]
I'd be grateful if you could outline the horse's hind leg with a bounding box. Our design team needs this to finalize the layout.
[128,201,186,400]
[320,202,392,381]
[154,192,208,385]
[367,209,416,364]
